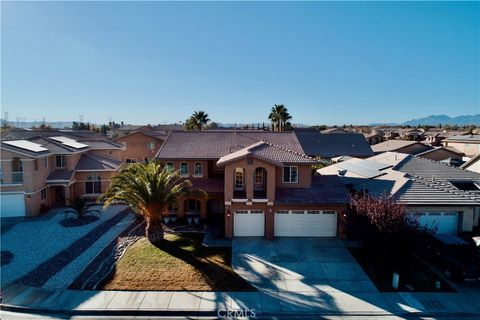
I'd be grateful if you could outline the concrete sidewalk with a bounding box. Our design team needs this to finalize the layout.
[2,284,480,318]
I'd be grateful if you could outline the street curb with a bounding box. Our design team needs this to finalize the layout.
[2,303,480,318]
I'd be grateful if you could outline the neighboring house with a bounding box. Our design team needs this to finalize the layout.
[400,128,425,141]
[416,147,464,163]
[363,132,384,145]
[0,135,123,217]
[371,140,432,155]
[295,132,374,159]
[156,131,348,239]
[115,130,168,163]
[318,152,480,235]
[114,125,152,137]
[443,135,480,157]
[461,154,480,173]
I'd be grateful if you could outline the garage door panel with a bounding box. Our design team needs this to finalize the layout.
[275,210,337,237]
[1,193,26,217]
[234,210,264,237]
[417,212,458,235]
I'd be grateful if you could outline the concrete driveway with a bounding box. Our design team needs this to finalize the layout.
[232,237,377,293]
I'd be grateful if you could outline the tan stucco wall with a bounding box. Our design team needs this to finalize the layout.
[443,142,480,157]
[224,158,276,201]
[464,159,480,173]
[275,165,312,188]
[407,206,476,233]
[116,133,163,162]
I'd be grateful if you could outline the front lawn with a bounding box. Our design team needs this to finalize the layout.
[101,234,255,291]
[349,247,454,292]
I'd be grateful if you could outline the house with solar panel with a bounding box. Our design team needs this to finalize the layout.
[318,152,480,235]
[156,130,349,239]
[0,131,124,217]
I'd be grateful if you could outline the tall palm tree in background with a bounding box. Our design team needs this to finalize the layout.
[268,104,292,131]
[193,111,210,131]
[98,161,207,245]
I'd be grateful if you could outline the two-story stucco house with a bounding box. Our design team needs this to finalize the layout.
[0,135,123,217]
[443,135,480,157]
[156,131,348,239]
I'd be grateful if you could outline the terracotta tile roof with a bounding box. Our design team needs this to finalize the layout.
[75,153,122,171]
[45,170,75,182]
[156,131,305,160]
[190,178,224,193]
[275,175,349,205]
[217,141,317,166]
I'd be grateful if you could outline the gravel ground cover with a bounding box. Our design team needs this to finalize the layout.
[0,205,128,288]
[42,213,136,290]
[69,219,145,290]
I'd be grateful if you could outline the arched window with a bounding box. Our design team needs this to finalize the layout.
[180,162,189,176]
[194,162,203,176]
[234,168,244,190]
[165,162,174,172]
[86,173,102,194]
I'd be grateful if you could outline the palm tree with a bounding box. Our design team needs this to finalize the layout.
[192,111,210,131]
[268,104,283,131]
[279,109,292,131]
[98,160,207,245]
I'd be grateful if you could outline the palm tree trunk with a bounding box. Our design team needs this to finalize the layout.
[146,216,164,245]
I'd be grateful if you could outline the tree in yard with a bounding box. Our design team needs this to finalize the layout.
[98,160,207,245]
[347,192,436,249]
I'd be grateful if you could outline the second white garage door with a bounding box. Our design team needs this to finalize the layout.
[417,212,459,235]
[234,210,265,237]
[0,193,26,218]
[275,210,337,237]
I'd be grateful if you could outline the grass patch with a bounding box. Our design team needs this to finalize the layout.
[349,247,454,292]
[101,234,255,291]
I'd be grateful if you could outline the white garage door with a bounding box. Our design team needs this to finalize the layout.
[234,210,264,237]
[275,210,337,237]
[1,193,26,217]
[417,212,458,235]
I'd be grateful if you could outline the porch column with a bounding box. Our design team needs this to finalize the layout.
[265,206,274,240]
[64,185,72,206]
[225,205,233,239]
[200,199,207,220]
[177,199,185,218]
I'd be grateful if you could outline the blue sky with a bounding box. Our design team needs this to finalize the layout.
[2,1,479,126]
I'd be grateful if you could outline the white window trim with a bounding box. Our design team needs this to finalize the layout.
[180,162,189,176]
[193,162,203,177]
[234,168,244,190]
[282,166,299,183]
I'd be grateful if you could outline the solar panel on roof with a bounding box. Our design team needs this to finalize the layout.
[3,140,48,152]
[337,162,383,179]
[50,136,88,149]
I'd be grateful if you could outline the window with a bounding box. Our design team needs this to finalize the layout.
[180,162,189,175]
[283,166,298,183]
[108,150,113,156]
[255,168,264,184]
[85,173,102,194]
[292,210,304,214]
[34,159,38,171]
[126,158,137,164]
[148,141,155,150]
[55,155,66,168]
[44,157,48,168]
[194,162,203,176]
[234,168,244,190]
[323,210,336,215]
[41,189,47,200]
[165,162,174,172]
[187,199,200,212]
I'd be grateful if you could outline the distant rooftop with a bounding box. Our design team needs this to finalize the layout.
[295,132,374,158]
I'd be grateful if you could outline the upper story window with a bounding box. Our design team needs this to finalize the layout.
[148,141,156,151]
[194,162,203,176]
[235,168,244,190]
[180,162,189,176]
[34,159,39,171]
[283,166,298,183]
[126,158,137,164]
[85,173,102,194]
[165,162,174,172]
[44,157,48,168]
[41,188,47,200]
[56,155,66,168]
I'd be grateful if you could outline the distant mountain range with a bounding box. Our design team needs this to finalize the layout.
[401,114,480,126]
